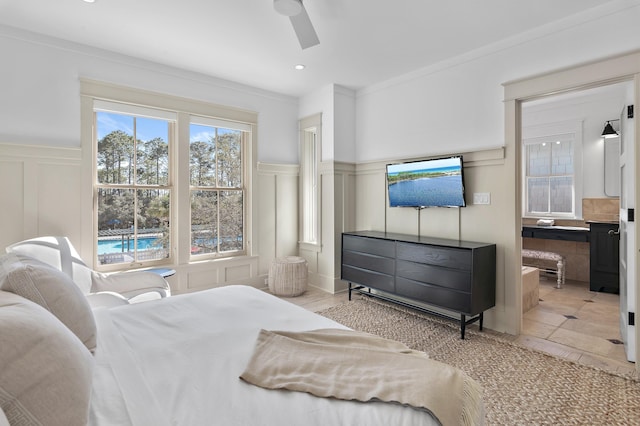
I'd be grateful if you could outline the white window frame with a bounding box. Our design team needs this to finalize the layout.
[188,114,251,258]
[298,113,322,251]
[80,79,257,271]
[522,120,583,219]
[93,101,176,268]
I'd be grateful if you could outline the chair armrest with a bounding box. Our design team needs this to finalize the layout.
[86,291,130,309]
[91,271,171,301]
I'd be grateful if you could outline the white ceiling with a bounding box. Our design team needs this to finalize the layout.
[0,0,615,97]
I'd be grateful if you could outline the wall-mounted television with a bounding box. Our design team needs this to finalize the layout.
[386,156,466,208]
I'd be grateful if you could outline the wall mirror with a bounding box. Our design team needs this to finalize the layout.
[604,137,620,197]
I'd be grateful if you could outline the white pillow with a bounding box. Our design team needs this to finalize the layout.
[0,290,94,426]
[0,253,97,353]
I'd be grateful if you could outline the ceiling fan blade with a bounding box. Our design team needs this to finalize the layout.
[289,5,319,49]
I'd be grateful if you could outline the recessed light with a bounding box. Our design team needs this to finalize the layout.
[83,0,95,3]
[294,64,305,70]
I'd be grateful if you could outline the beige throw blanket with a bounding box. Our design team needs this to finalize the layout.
[240,329,483,426]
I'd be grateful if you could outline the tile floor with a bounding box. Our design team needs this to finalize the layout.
[516,275,635,375]
[275,277,637,376]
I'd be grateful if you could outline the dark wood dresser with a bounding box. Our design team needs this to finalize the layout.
[341,230,496,338]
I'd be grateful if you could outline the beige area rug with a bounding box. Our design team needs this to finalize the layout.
[317,296,640,425]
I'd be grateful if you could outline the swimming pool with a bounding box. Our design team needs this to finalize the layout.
[97,237,161,255]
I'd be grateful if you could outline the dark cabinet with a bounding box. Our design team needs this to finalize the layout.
[341,231,496,338]
[589,222,620,293]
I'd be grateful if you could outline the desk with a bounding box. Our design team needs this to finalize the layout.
[522,225,591,283]
[521,225,590,242]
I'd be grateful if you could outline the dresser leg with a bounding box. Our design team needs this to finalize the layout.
[460,314,466,339]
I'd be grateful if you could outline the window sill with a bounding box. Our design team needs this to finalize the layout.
[523,215,579,220]
[299,241,322,253]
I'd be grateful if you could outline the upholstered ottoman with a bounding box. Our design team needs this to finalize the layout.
[268,256,308,296]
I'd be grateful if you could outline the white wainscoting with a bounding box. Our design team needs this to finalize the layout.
[0,145,302,296]
[0,143,84,251]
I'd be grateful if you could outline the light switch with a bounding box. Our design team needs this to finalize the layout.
[473,193,491,205]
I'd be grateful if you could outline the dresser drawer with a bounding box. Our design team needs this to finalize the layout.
[342,251,395,275]
[343,235,395,258]
[342,265,395,293]
[396,259,471,292]
[396,277,471,313]
[396,242,471,270]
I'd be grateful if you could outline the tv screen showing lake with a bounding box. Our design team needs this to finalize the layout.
[388,172,465,207]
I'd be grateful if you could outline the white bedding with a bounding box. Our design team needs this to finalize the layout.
[89,285,441,426]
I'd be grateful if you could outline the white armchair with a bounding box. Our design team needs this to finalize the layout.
[6,236,171,308]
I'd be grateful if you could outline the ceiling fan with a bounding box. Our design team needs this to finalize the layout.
[274,0,320,49]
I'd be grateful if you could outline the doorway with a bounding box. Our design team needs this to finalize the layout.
[503,52,640,373]
[516,82,631,370]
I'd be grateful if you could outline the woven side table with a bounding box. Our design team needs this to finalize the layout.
[268,256,308,296]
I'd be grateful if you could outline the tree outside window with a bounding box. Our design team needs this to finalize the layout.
[91,95,252,270]
[96,112,171,265]
[190,123,244,256]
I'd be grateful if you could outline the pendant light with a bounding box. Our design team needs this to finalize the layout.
[601,120,619,138]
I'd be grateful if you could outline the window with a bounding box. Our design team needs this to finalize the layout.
[83,81,256,270]
[522,122,582,218]
[95,103,174,266]
[299,114,321,247]
[190,116,248,256]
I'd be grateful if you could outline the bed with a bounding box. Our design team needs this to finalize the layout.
[0,253,483,426]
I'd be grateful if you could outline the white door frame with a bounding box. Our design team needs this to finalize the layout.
[619,100,636,362]
[503,50,640,372]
